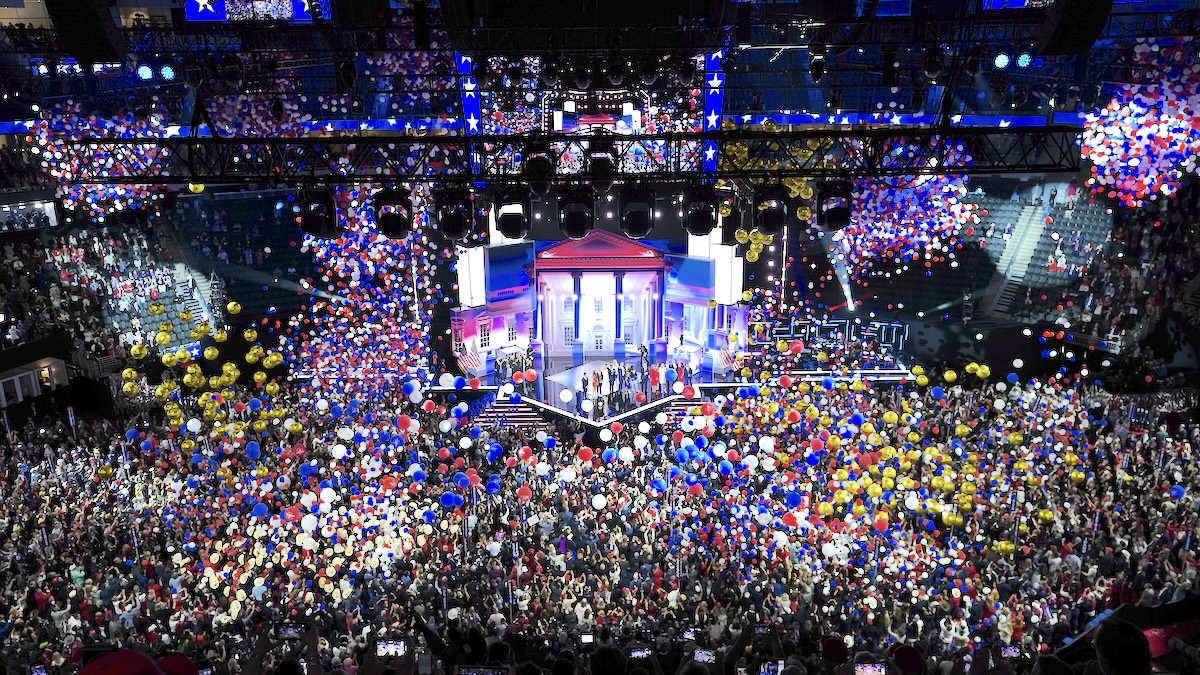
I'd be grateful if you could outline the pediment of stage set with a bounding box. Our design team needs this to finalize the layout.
[532,230,669,271]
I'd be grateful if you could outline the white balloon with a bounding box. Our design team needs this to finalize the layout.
[486,541,502,557]
[994,399,1006,410]
[559,389,574,403]
[591,494,608,510]
[618,447,635,462]
[332,444,349,460]
[672,381,685,394]
[536,430,547,443]
[499,383,514,396]
[599,429,613,442]
[634,435,648,450]
[581,399,594,412]
[337,427,354,441]
[905,493,920,511]
[744,455,759,470]
[439,420,453,433]
[459,437,473,449]
[638,421,651,434]
[409,392,423,404]
[535,462,551,476]
[316,399,330,411]
[1012,358,1024,369]
[320,487,337,503]
[656,412,668,425]
[559,467,577,483]
[186,418,202,433]
[300,514,319,532]
[439,373,455,387]
[759,436,776,452]
[681,417,695,432]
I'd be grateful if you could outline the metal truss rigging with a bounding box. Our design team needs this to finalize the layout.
[0,9,1193,58]
[51,126,1082,185]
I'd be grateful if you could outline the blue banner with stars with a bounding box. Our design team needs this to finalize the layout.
[703,51,725,173]
[185,0,227,21]
[455,52,483,176]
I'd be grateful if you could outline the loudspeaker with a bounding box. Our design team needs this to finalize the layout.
[1035,0,1115,56]
[44,0,124,64]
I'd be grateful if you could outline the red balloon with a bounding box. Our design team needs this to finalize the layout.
[524,369,537,382]
[469,377,481,390]
[700,402,716,416]
[672,430,684,443]
[682,385,695,399]
[422,400,435,413]
[781,513,799,528]
[379,476,397,492]
[874,517,889,532]
[578,447,594,462]
[611,422,623,434]
[779,375,793,387]
[516,484,533,502]
[397,415,412,430]
[786,409,802,424]
[513,371,525,383]
[635,392,647,404]
[789,339,804,354]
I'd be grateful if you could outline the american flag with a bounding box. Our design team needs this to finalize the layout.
[457,351,482,375]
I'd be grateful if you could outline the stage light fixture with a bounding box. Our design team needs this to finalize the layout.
[436,188,473,241]
[524,140,557,197]
[220,54,243,85]
[495,187,530,239]
[682,185,719,237]
[586,137,617,195]
[619,185,655,240]
[755,186,789,236]
[506,62,523,88]
[570,60,592,90]
[541,57,560,87]
[922,46,944,81]
[1016,52,1033,68]
[1011,85,1028,108]
[808,50,826,83]
[817,181,852,231]
[136,64,153,81]
[159,64,176,81]
[676,56,699,87]
[374,186,413,239]
[636,58,659,87]
[299,188,340,239]
[558,186,594,240]
[993,53,1010,69]
[604,55,627,87]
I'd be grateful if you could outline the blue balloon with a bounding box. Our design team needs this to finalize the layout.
[850,413,865,426]
[486,480,501,495]
[469,426,482,439]
[785,492,803,508]
[246,446,261,461]
[931,387,944,400]
[191,453,206,465]
[650,478,668,493]
[454,473,470,489]
[674,449,690,464]
[402,382,416,395]
[140,440,153,451]
[454,376,467,390]
[246,441,260,454]
[440,493,456,508]
[247,398,263,410]
[718,460,734,475]
[251,503,269,518]
[422,509,437,523]
[412,469,427,482]
[805,453,821,467]
[1007,373,1019,384]
[822,377,835,391]
[665,368,678,382]
[602,448,618,462]
[1171,485,1186,499]
[545,437,556,449]
[126,429,140,441]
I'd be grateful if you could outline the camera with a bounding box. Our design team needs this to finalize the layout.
[854,665,887,675]
[1001,646,1020,659]
[694,649,716,664]
[683,628,696,641]
[580,633,594,646]
[630,648,651,659]
[754,625,772,635]
[760,661,786,675]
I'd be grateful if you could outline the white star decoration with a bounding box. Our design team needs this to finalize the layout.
[462,79,477,98]
[466,114,479,132]
[707,74,723,88]
[195,0,215,12]
[706,112,720,129]
[704,146,716,162]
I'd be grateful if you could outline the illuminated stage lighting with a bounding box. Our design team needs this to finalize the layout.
[374,186,412,239]
[136,64,153,80]
[1016,52,1033,68]
[559,185,594,240]
[159,64,176,80]
[619,185,654,240]
[994,53,1010,69]
[682,185,718,237]
[755,186,789,235]
[817,181,852,231]
[495,187,530,239]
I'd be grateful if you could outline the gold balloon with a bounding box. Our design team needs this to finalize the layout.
[718,203,733,217]
[188,182,205,194]
[122,382,140,397]
[266,382,280,395]
[213,330,228,343]
[161,353,178,368]
[204,346,220,361]
[158,322,173,333]
[122,368,138,382]
[98,466,114,479]
[745,251,759,263]
[154,331,172,346]
[130,344,148,359]
[734,229,751,244]
[227,301,242,315]
[799,184,814,200]
[149,302,165,315]
[944,370,957,383]
[243,329,258,343]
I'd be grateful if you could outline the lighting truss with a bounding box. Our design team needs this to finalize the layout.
[51,126,1083,185]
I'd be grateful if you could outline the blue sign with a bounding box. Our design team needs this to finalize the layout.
[185,0,228,21]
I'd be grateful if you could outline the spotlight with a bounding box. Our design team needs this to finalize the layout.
[922,46,944,81]
[221,54,243,85]
[159,64,176,81]
[682,185,718,237]
[604,55,626,87]
[570,60,592,89]
[619,185,655,239]
[586,137,617,195]
[336,60,357,91]
[541,57,560,87]
[136,64,153,81]
[1016,52,1032,69]
[808,50,826,83]
[676,56,699,87]
[993,53,1010,69]
[374,186,412,239]
[817,181,852,230]
[1011,85,1028,108]
[495,187,530,239]
[436,188,473,241]
[506,62,523,88]
[755,185,789,236]
[558,185,594,239]
[523,140,557,197]
[636,58,659,86]
[299,188,339,239]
